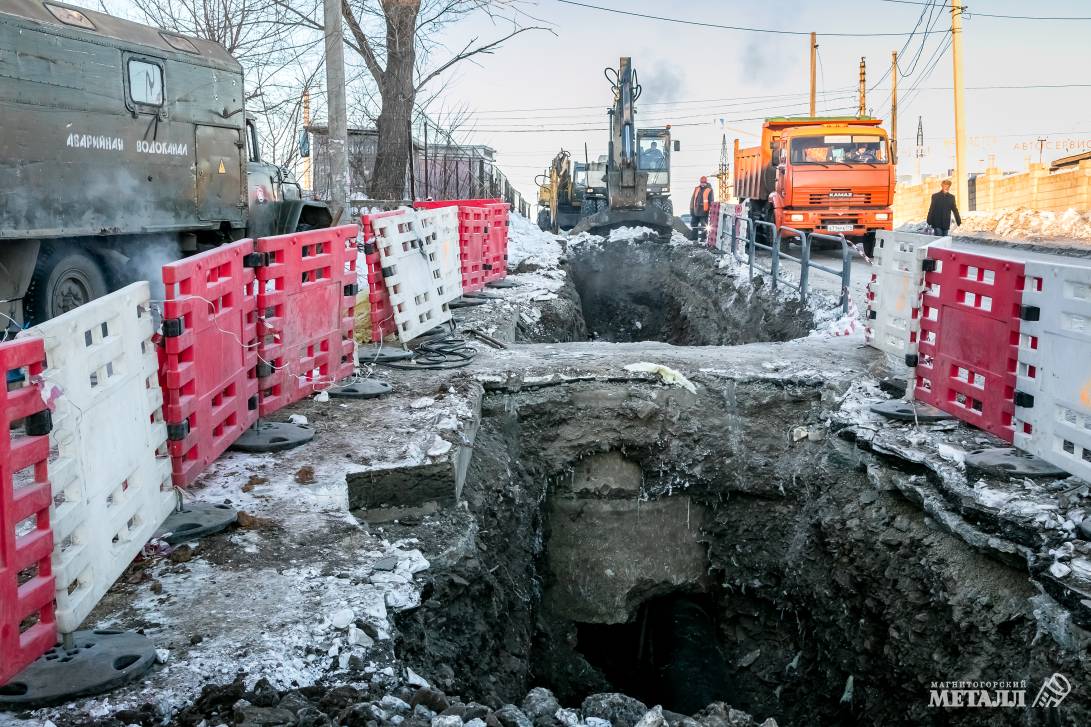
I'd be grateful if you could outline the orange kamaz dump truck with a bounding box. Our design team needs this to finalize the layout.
[734,116,895,255]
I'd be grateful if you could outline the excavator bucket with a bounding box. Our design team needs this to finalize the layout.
[570,205,689,238]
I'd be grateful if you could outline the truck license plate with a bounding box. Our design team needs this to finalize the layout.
[826,224,854,232]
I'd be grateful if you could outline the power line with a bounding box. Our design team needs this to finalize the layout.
[876,0,1091,20]
[469,106,860,133]
[552,0,950,36]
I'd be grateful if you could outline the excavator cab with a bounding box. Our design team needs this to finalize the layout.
[571,57,689,237]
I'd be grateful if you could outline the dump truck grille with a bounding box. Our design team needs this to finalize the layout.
[809,191,872,205]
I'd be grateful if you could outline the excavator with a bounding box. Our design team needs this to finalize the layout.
[535,148,607,233]
[571,57,690,237]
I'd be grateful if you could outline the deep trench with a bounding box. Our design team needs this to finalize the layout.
[395,240,1088,727]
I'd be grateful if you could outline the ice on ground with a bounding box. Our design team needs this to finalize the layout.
[623,362,698,394]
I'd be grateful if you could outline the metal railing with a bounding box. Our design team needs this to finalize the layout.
[717,207,854,314]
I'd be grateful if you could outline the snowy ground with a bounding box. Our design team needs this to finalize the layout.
[8,213,1091,725]
[901,207,1091,244]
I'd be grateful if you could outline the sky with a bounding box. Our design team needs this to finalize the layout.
[426,0,1091,205]
[69,0,1091,208]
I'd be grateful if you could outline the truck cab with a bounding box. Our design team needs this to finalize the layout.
[735,117,895,253]
[0,0,330,325]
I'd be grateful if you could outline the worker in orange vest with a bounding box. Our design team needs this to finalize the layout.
[690,176,715,241]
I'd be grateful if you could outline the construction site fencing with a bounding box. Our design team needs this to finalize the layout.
[706,202,721,247]
[1013,256,1091,482]
[25,283,175,634]
[0,338,57,684]
[455,206,488,294]
[362,212,401,343]
[716,207,853,314]
[864,231,941,364]
[913,247,1027,442]
[483,202,510,283]
[367,208,455,342]
[254,225,358,416]
[160,240,260,486]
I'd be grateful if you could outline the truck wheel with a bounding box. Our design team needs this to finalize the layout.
[24,243,109,324]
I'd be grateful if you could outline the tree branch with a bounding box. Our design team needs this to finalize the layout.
[415,25,545,91]
[341,0,386,82]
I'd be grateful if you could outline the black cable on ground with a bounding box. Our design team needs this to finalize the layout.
[379,329,479,370]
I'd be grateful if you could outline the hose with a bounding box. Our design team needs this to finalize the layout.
[379,330,478,370]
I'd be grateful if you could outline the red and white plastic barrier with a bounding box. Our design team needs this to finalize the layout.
[160,240,260,486]
[0,338,57,683]
[362,212,401,343]
[706,202,721,247]
[366,208,456,342]
[865,231,943,365]
[254,225,358,415]
[25,283,175,634]
[482,202,510,283]
[913,246,1027,442]
[870,236,1091,482]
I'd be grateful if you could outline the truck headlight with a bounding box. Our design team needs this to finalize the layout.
[790,213,805,222]
[875,212,890,221]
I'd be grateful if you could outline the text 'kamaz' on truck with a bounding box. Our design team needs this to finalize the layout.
[734,117,895,255]
[0,0,331,325]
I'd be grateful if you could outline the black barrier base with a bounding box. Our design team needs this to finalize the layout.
[155,502,237,544]
[329,379,392,399]
[965,447,1068,480]
[449,297,490,309]
[230,421,314,453]
[486,279,519,289]
[358,345,413,364]
[870,399,953,423]
[0,630,156,708]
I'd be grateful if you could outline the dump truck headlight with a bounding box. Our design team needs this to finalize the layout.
[876,212,890,221]
[790,213,805,222]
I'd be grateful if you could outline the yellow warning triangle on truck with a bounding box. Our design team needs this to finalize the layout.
[217,159,226,174]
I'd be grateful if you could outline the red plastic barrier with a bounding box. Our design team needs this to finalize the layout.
[458,207,488,294]
[160,240,260,486]
[0,338,57,684]
[483,202,510,283]
[913,247,1026,441]
[707,202,721,247]
[362,211,401,343]
[255,225,358,415]
[414,198,501,211]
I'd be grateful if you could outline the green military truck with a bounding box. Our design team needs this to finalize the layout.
[0,0,331,324]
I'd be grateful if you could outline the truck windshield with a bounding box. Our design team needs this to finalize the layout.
[790,135,888,165]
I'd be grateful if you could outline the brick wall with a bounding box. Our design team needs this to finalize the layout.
[895,160,1091,224]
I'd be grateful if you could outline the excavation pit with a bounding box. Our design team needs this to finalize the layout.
[565,236,815,345]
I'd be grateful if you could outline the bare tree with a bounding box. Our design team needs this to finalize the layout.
[338,0,548,199]
[131,0,328,166]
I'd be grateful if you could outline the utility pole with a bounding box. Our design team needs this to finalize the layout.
[858,57,866,117]
[951,0,968,207]
[915,115,924,183]
[1037,137,1047,165]
[323,0,349,221]
[809,33,817,117]
[891,51,898,164]
[718,133,730,202]
[302,89,312,194]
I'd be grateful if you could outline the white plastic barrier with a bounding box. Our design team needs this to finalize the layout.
[864,231,945,362]
[419,206,463,305]
[371,209,454,342]
[25,282,175,633]
[1014,257,1091,483]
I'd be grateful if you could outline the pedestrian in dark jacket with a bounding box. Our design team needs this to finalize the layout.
[926,179,961,236]
[690,177,715,241]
